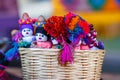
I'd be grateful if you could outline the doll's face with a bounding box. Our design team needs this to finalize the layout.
[36,33,47,42]
[22,28,33,37]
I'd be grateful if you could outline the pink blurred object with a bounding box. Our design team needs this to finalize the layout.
[0,70,10,80]
[75,45,89,50]
[80,45,89,50]
[0,70,5,77]
[36,41,52,48]
[75,46,81,50]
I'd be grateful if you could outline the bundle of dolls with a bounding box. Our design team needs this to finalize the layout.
[63,12,104,50]
[6,12,104,66]
[44,12,104,65]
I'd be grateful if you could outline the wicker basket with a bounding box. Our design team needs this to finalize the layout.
[19,48,105,80]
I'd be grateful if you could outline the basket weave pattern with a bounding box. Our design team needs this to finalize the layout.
[19,48,105,80]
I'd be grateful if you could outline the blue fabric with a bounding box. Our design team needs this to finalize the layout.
[35,21,46,27]
[0,50,5,64]
[88,0,105,10]
[68,24,84,43]
[83,38,89,44]
[5,42,19,61]
[18,41,31,48]
[98,41,104,49]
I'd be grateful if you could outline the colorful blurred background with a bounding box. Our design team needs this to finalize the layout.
[0,0,120,80]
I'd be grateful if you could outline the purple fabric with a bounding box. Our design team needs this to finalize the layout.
[12,32,22,42]
[0,65,7,69]
[60,43,74,64]
[20,24,33,31]
[59,36,74,65]
[87,29,97,48]
[0,50,4,55]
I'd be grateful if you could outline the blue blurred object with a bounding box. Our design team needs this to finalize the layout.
[98,41,104,49]
[0,49,9,69]
[88,0,106,10]
[61,0,80,10]
[116,0,120,6]
[68,24,84,43]
[5,42,19,61]
[18,41,31,48]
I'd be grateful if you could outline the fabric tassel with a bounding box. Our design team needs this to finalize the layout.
[58,35,74,66]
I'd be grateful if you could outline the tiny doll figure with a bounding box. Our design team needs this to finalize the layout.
[33,15,46,34]
[34,27,51,48]
[21,25,35,43]
[80,40,89,50]
[19,13,35,43]
[11,29,22,42]
[34,15,46,27]
[86,24,104,50]
[51,37,62,49]
[75,39,89,50]
[22,13,30,20]
[5,29,22,61]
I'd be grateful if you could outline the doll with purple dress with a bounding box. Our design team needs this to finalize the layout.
[18,13,36,48]
[19,13,35,43]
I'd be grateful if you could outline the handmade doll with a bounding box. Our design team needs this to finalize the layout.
[11,29,22,42]
[65,13,81,43]
[80,40,90,50]
[86,24,99,50]
[5,29,22,61]
[34,15,46,27]
[33,27,51,48]
[64,12,90,50]
[19,13,35,43]
[86,24,104,50]
[75,39,89,50]
[21,25,35,43]
[51,37,62,49]
[33,15,46,34]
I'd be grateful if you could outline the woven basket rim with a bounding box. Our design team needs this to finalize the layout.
[19,48,105,52]
[19,48,105,80]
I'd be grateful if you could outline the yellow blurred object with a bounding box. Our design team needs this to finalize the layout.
[52,0,120,38]
[38,22,40,26]
[52,0,120,25]
[80,12,120,25]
